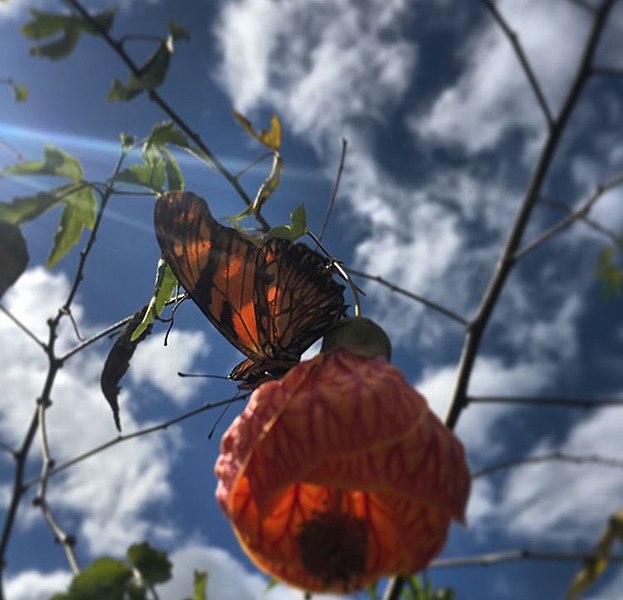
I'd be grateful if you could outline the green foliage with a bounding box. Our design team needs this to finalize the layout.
[401,574,456,600]
[187,571,208,600]
[115,161,167,192]
[48,185,97,267]
[131,259,178,341]
[263,205,308,242]
[50,542,205,600]
[11,82,28,102]
[107,30,187,102]
[595,246,623,298]
[3,144,83,180]
[21,8,116,60]
[1,145,97,266]
[51,557,133,600]
[127,542,172,586]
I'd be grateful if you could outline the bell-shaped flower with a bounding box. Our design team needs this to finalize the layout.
[215,318,470,593]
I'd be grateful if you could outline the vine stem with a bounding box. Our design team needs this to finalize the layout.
[62,0,270,231]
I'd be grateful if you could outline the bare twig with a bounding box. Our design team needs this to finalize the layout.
[60,154,126,316]
[347,268,469,327]
[384,3,617,599]
[468,395,623,408]
[35,400,80,574]
[62,0,270,231]
[515,171,623,259]
[318,138,348,242]
[444,0,615,431]
[59,315,132,362]
[472,451,623,479]
[22,394,247,490]
[0,304,46,350]
[430,549,623,569]
[592,65,623,77]
[540,197,623,248]
[479,0,554,127]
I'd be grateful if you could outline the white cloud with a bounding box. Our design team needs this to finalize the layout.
[418,355,553,460]
[129,331,211,407]
[411,0,590,153]
[0,268,190,557]
[5,569,71,600]
[471,406,623,545]
[214,0,417,146]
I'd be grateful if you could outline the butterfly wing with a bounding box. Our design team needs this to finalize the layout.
[255,238,347,365]
[154,191,266,361]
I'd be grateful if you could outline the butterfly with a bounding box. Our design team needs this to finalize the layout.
[154,191,347,386]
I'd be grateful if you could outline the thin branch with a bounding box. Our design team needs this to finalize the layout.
[318,138,348,242]
[515,171,623,259]
[62,0,270,231]
[59,315,132,362]
[429,549,623,570]
[468,395,623,408]
[592,65,623,77]
[0,441,16,457]
[59,153,127,318]
[386,4,617,599]
[539,197,623,248]
[0,409,38,586]
[444,0,615,431]
[35,400,80,574]
[479,0,554,127]
[472,451,623,479]
[347,268,469,327]
[0,304,46,350]
[23,394,247,490]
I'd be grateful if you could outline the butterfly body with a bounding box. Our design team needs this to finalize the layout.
[154,191,346,385]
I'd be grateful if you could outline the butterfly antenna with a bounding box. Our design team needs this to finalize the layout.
[163,293,188,345]
[306,230,362,317]
[318,137,348,243]
[208,391,248,439]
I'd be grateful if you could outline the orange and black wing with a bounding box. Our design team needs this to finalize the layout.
[255,238,346,362]
[154,191,266,362]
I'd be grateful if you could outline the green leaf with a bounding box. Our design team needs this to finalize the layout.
[263,205,308,242]
[63,557,132,600]
[144,121,190,150]
[21,10,74,40]
[47,186,97,267]
[115,161,166,192]
[120,132,137,150]
[594,246,623,299]
[107,40,171,102]
[168,19,190,42]
[233,111,282,150]
[191,571,208,600]
[127,542,172,586]
[29,23,81,60]
[0,190,63,224]
[11,83,29,102]
[161,148,184,191]
[0,222,29,300]
[3,144,83,181]
[132,259,177,341]
[107,78,143,102]
[21,9,116,60]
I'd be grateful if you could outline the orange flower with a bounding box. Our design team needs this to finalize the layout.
[215,342,470,593]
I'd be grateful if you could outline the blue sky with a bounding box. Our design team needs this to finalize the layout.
[1,0,623,599]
